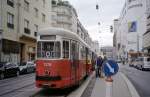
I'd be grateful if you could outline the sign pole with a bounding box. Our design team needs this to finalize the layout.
[103,60,119,97]
[105,76,113,97]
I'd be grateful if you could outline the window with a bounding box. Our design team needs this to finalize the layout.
[37,42,61,59]
[7,12,14,29]
[7,0,14,7]
[42,13,46,22]
[34,24,38,36]
[24,19,29,28]
[24,19,30,34]
[63,41,69,58]
[34,8,38,18]
[24,0,29,12]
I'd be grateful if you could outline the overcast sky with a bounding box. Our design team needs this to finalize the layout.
[69,0,125,47]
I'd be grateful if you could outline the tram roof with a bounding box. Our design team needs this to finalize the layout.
[38,27,91,49]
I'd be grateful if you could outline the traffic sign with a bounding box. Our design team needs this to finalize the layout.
[103,60,119,77]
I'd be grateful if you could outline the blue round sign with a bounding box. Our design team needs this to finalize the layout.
[103,60,119,77]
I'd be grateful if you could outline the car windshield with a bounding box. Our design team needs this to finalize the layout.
[20,62,27,66]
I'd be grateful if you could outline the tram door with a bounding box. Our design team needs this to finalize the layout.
[85,47,89,76]
[70,41,79,84]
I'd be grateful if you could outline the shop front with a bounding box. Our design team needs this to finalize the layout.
[20,35,36,62]
[1,39,20,63]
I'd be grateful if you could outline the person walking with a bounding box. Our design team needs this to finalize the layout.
[95,56,103,78]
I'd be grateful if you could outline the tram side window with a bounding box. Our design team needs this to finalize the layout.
[55,42,61,58]
[80,46,86,59]
[63,41,69,58]
[37,42,42,58]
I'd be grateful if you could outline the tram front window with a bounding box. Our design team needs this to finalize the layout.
[37,41,61,59]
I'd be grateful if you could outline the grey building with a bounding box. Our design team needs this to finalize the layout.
[143,0,150,55]
[101,46,116,60]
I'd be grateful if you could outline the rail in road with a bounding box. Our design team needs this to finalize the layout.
[0,73,36,97]
[31,78,96,97]
[30,88,73,97]
[31,73,95,97]
[0,72,95,97]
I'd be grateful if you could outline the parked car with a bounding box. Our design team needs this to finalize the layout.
[136,57,150,70]
[133,59,140,68]
[129,58,135,67]
[19,61,35,74]
[0,62,20,80]
[116,59,121,63]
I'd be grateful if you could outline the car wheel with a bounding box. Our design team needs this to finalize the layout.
[141,67,144,71]
[0,73,4,80]
[16,71,19,77]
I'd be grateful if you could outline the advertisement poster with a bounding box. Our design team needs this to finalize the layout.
[128,21,137,32]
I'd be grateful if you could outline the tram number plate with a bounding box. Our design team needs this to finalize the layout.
[43,82,49,86]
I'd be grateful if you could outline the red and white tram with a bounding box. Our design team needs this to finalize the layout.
[36,27,96,89]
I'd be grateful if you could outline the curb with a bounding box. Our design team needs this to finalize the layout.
[67,72,95,97]
[120,72,140,97]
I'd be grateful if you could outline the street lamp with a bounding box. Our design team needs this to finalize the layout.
[0,29,3,62]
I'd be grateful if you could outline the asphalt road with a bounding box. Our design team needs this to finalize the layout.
[120,64,150,97]
[0,73,40,97]
[0,72,90,97]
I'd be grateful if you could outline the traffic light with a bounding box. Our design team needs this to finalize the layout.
[96,4,99,10]
[110,26,113,32]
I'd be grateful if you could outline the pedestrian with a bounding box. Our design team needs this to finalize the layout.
[95,56,103,78]
[101,56,108,78]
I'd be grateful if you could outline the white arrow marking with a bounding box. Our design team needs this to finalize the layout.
[106,63,114,73]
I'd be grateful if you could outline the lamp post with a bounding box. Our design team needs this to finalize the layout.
[0,29,3,62]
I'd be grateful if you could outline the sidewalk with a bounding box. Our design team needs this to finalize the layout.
[90,72,136,97]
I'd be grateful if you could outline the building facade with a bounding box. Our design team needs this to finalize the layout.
[0,0,51,63]
[143,0,150,55]
[113,19,120,60]
[51,0,95,50]
[92,41,100,55]
[51,0,77,33]
[100,46,116,60]
[116,0,147,59]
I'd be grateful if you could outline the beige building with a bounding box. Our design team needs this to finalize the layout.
[51,0,77,33]
[0,0,51,63]
[51,0,94,49]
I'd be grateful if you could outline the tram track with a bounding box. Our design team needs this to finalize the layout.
[0,73,35,85]
[0,82,34,96]
[30,85,79,97]
[0,74,34,87]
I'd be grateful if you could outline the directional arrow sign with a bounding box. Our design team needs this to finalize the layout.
[103,60,119,77]
[106,63,114,73]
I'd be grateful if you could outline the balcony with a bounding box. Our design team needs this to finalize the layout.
[34,32,37,37]
[24,28,31,35]
[7,23,14,29]
[57,18,72,25]
[57,12,72,18]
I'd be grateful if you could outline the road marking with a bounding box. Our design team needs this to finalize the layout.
[120,72,140,97]
[106,63,114,73]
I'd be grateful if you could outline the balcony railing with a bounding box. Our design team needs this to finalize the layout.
[24,28,31,34]
[7,23,14,29]
[34,32,37,37]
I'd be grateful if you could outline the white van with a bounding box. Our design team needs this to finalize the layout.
[136,57,150,70]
